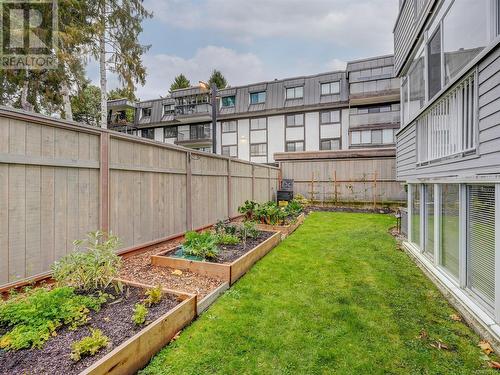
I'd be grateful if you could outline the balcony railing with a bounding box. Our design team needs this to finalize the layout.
[416,70,476,163]
[350,111,400,127]
[175,103,211,116]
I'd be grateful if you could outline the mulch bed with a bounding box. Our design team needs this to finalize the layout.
[0,286,179,375]
[162,230,274,264]
[119,238,224,299]
[306,205,395,214]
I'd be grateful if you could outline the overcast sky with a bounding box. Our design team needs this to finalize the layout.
[90,0,399,100]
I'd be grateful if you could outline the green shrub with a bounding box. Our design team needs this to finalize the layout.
[183,231,219,261]
[145,285,163,307]
[284,199,303,218]
[237,200,257,220]
[52,231,123,293]
[254,202,287,225]
[0,287,107,350]
[238,220,259,239]
[70,328,109,361]
[214,220,238,236]
[216,233,240,245]
[132,303,148,325]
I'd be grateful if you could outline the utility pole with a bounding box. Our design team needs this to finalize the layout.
[211,83,218,154]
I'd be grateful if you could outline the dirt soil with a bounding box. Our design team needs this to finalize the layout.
[119,238,224,299]
[0,286,179,375]
[163,230,274,264]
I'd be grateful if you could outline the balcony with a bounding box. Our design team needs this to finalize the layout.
[393,0,433,75]
[174,103,212,122]
[350,110,400,128]
[175,125,212,147]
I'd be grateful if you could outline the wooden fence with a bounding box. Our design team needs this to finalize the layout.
[276,149,406,205]
[0,107,279,287]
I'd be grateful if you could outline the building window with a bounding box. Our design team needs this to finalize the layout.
[250,91,266,104]
[141,128,154,139]
[221,95,236,107]
[250,117,267,130]
[286,86,303,99]
[320,110,340,124]
[162,104,174,114]
[351,129,395,145]
[423,184,435,257]
[440,184,459,279]
[286,141,304,152]
[321,81,340,95]
[141,107,152,118]
[222,145,237,157]
[222,120,237,133]
[411,184,421,248]
[286,114,304,127]
[467,185,496,306]
[164,126,177,138]
[190,124,211,140]
[427,26,442,99]
[250,143,267,157]
[320,138,341,150]
[443,1,488,84]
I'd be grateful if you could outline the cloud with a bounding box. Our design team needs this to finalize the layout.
[102,46,266,100]
[326,58,347,71]
[146,0,398,53]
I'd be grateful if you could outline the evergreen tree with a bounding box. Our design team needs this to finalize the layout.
[170,74,191,92]
[207,70,228,89]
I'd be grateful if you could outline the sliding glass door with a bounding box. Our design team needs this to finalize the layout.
[411,185,421,247]
[440,184,460,279]
[423,184,434,258]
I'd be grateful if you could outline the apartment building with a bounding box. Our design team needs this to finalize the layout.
[395,0,500,341]
[107,54,400,164]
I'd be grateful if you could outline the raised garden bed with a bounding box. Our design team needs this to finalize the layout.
[0,280,196,375]
[255,212,305,237]
[151,230,281,285]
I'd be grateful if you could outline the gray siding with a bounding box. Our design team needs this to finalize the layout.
[396,45,500,180]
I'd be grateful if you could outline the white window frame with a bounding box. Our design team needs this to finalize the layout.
[320,81,340,95]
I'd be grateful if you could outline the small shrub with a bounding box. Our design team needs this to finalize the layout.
[70,328,109,361]
[238,220,259,239]
[52,231,122,293]
[145,285,163,307]
[237,200,257,220]
[284,199,303,218]
[216,233,240,245]
[0,287,106,350]
[254,202,287,225]
[214,220,238,236]
[294,193,309,208]
[183,231,219,261]
[132,303,148,325]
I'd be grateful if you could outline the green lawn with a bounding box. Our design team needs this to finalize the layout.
[142,212,495,374]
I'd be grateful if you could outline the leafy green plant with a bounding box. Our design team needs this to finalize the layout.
[284,199,303,218]
[70,328,109,361]
[0,287,106,350]
[52,231,123,293]
[254,202,287,225]
[216,233,240,245]
[214,220,238,236]
[132,303,148,325]
[183,231,219,261]
[241,221,259,238]
[238,200,257,220]
[145,285,163,307]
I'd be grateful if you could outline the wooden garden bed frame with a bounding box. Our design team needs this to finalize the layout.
[151,231,281,285]
[79,279,196,375]
[255,212,305,237]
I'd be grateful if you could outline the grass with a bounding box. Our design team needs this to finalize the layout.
[141,212,496,374]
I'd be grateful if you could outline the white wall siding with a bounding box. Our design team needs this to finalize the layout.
[305,112,320,151]
[237,119,250,161]
[341,108,349,149]
[268,115,285,162]
[251,129,267,144]
[286,126,304,141]
[154,127,163,142]
[216,121,222,154]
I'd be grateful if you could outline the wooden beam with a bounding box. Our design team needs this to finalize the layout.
[186,152,193,230]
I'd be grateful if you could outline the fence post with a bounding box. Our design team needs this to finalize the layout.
[99,132,110,233]
[251,165,255,201]
[227,158,232,218]
[186,152,192,230]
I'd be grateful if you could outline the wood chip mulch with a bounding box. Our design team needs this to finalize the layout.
[118,238,224,299]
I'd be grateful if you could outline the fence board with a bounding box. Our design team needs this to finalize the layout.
[0,107,278,286]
